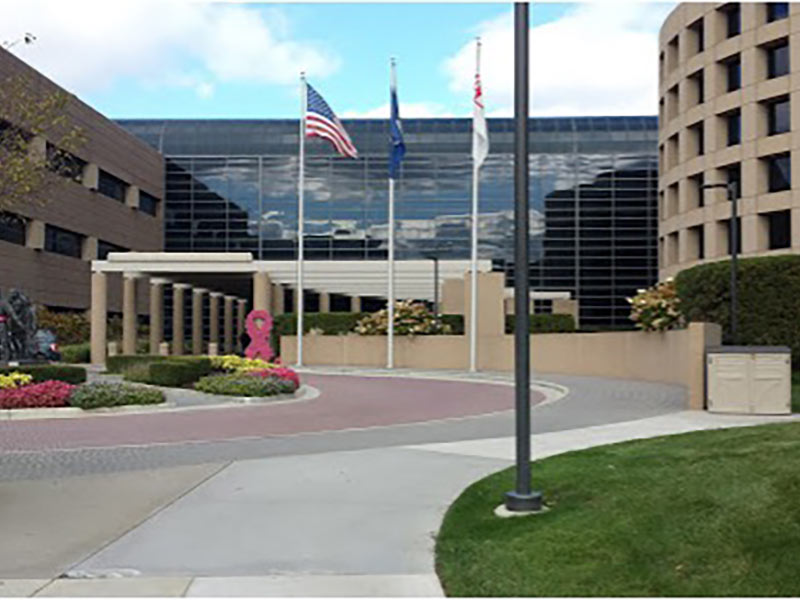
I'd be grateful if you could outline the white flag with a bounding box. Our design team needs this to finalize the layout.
[472,59,489,168]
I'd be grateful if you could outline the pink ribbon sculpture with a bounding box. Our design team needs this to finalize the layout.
[245,309,275,361]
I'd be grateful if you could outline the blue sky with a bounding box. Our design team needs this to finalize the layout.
[1,1,673,120]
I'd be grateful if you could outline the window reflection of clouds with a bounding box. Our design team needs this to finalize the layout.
[122,116,658,327]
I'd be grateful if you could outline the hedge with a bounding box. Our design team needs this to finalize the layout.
[0,365,87,384]
[106,355,166,373]
[505,313,576,334]
[60,343,91,364]
[675,255,800,364]
[122,356,213,387]
[69,383,164,410]
[194,373,296,397]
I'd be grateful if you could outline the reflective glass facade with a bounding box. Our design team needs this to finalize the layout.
[119,116,658,329]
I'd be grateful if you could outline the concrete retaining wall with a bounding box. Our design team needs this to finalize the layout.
[281,322,722,409]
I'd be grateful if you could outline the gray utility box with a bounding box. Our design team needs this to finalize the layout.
[706,346,791,415]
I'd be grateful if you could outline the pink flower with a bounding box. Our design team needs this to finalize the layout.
[0,380,75,409]
[247,367,300,389]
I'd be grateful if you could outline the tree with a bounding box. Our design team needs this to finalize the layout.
[0,74,85,213]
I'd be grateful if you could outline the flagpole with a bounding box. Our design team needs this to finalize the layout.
[297,72,306,367]
[469,37,481,373]
[387,58,396,370]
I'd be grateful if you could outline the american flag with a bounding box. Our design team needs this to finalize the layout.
[305,83,358,159]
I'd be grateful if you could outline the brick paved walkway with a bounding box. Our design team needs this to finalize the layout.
[0,374,534,452]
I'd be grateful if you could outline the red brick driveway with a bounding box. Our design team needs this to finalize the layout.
[0,374,543,452]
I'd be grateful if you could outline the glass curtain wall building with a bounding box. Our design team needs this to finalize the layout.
[119,117,658,329]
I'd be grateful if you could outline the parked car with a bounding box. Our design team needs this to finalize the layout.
[33,328,61,361]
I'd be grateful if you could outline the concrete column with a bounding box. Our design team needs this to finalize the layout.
[464,272,505,340]
[25,220,44,250]
[223,296,235,354]
[122,273,140,355]
[441,278,465,315]
[192,288,207,355]
[350,295,362,313]
[237,299,248,336]
[209,292,222,349]
[125,185,140,210]
[172,284,190,356]
[552,298,580,329]
[253,271,271,312]
[90,271,107,365]
[149,278,167,355]
[82,163,99,191]
[319,292,330,313]
[271,284,285,315]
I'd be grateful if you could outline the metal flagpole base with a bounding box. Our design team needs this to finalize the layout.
[504,490,543,513]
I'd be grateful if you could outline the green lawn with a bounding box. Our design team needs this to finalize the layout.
[435,422,800,597]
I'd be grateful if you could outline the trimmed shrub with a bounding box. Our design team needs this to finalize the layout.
[68,382,164,410]
[0,380,75,409]
[676,255,800,362]
[627,280,685,331]
[106,355,166,374]
[210,355,274,373]
[194,373,295,397]
[144,362,197,387]
[441,314,464,335]
[36,307,90,346]
[0,365,86,384]
[505,313,576,334]
[60,343,90,364]
[273,312,369,336]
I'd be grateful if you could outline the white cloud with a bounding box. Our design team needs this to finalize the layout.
[0,0,338,96]
[342,102,455,119]
[443,3,676,117]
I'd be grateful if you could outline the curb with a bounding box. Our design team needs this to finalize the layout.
[0,385,319,421]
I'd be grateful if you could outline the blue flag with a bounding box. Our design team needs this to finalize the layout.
[389,60,405,179]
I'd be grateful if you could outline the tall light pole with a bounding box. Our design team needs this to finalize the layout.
[505,1,542,513]
[425,254,440,323]
[701,181,739,343]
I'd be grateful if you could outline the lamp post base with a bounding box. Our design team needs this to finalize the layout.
[504,490,543,512]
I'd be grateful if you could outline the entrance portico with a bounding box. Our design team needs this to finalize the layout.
[90,252,491,365]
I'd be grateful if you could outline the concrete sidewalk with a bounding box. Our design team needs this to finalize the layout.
[3,409,794,597]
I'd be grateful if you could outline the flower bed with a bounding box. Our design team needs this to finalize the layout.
[0,380,75,409]
[69,383,164,410]
[0,370,164,411]
[194,373,298,397]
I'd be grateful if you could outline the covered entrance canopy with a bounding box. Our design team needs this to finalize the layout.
[89,252,492,364]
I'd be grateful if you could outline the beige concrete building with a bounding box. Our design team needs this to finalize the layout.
[659,2,800,280]
[0,46,163,315]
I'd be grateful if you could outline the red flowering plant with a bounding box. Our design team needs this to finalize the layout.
[0,380,75,409]
[247,366,300,390]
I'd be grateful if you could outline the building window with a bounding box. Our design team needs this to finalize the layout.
[724,3,741,38]
[726,163,742,198]
[97,240,127,260]
[689,69,704,105]
[689,17,704,53]
[690,172,705,208]
[689,225,705,259]
[767,97,790,135]
[727,111,741,146]
[726,57,741,92]
[667,35,679,72]
[767,2,789,22]
[766,153,791,192]
[766,210,791,249]
[689,121,704,156]
[767,41,790,79]
[0,212,26,246]
[97,169,127,202]
[46,143,85,183]
[44,224,84,258]
[139,191,159,216]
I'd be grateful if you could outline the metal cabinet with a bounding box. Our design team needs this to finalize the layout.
[706,346,791,415]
